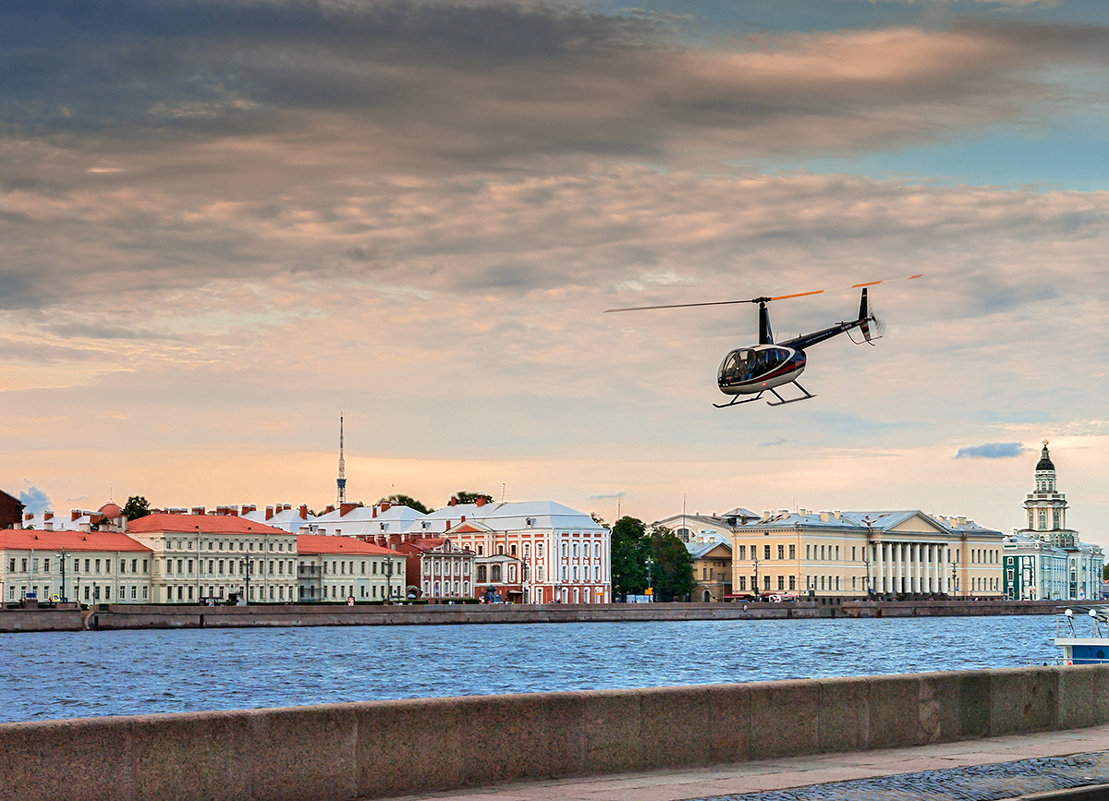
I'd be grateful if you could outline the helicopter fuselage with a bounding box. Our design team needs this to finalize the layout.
[718,345,807,396]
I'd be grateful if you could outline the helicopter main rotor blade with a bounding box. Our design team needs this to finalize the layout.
[603,298,761,313]
[603,273,922,314]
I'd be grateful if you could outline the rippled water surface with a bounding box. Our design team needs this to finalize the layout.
[0,616,1060,722]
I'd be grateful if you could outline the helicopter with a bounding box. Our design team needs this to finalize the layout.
[604,274,921,408]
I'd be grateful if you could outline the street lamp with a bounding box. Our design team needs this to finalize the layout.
[951,554,959,599]
[385,557,393,604]
[645,556,654,603]
[59,549,68,603]
[752,555,760,599]
[238,556,252,604]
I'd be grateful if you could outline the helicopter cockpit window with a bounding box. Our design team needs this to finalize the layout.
[720,349,754,384]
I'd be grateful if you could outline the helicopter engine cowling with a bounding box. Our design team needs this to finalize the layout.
[718,345,807,396]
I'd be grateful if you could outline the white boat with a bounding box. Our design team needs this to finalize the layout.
[1055,606,1109,664]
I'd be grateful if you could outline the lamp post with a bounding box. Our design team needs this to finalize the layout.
[59,549,68,603]
[522,560,530,605]
[239,556,252,604]
[645,556,654,603]
[385,557,393,604]
[951,554,959,599]
[752,555,760,599]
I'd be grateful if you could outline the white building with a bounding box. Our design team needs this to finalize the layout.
[1004,441,1104,601]
[420,499,610,604]
[295,534,405,603]
[126,513,297,603]
[1,528,153,604]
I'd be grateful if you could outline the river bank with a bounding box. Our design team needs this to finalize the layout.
[0,599,1068,632]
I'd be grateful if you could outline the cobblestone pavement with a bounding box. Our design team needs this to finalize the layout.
[682,751,1109,801]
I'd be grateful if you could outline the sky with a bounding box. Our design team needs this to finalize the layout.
[1,0,1107,546]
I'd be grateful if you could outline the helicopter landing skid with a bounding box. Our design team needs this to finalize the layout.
[765,380,815,407]
[713,380,815,409]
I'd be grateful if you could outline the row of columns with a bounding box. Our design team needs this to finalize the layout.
[870,542,951,595]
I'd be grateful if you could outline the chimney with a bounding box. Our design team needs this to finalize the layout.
[299,505,308,519]
[449,497,457,506]
[325,505,335,514]
[298,525,310,535]
[79,522,91,534]
[340,503,357,517]
[44,511,54,521]
[24,513,32,521]
[44,521,54,531]
[283,504,291,512]
[380,501,391,512]
[191,507,205,516]
[243,504,256,514]
[265,506,274,520]
[71,509,81,521]
[372,506,377,518]
[819,512,830,523]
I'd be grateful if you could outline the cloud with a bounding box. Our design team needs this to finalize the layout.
[955,442,1027,459]
[19,483,52,513]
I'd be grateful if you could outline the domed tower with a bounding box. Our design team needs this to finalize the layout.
[1020,440,1074,548]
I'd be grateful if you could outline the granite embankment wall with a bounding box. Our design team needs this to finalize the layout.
[2,665,1108,801]
[0,599,1064,632]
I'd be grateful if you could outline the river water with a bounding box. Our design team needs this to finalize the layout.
[0,616,1060,723]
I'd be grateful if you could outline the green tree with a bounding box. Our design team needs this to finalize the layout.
[1103,562,1109,581]
[611,516,650,598]
[649,526,695,602]
[122,495,151,520]
[378,494,431,514]
[452,490,494,505]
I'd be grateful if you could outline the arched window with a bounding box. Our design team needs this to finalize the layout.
[476,565,487,582]
[492,564,502,582]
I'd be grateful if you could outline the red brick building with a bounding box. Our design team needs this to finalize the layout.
[0,489,24,530]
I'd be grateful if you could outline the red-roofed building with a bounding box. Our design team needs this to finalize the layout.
[126,513,296,604]
[295,535,406,603]
[1,529,153,605]
[385,535,475,601]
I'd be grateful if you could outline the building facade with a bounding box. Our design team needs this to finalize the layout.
[295,534,405,602]
[425,500,610,604]
[731,509,1004,600]
[1004,442,1104,601]
[391,535,475,601]
[0,489,24,530]
[126,513,297,603]
[1,528,153,604]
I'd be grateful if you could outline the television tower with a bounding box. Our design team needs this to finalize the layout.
[337,413,347,506]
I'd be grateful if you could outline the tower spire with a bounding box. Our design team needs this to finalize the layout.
[337,413,347,506]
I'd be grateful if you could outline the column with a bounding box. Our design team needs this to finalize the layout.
[925,545,934,593]
[878,543,887,594]
[908,544,916,593]
[940,546,949,595]
[896,543,904,594]
[914,544,923,594]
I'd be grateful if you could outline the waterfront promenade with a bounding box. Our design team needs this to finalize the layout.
[0,598,1065,633]
[379,724,1109,801]
[5,664,1109,800]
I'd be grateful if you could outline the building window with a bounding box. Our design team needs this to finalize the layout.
[777,545,784,560]
[777,575,784,590]
[763,545,770,560]
[788,544,796,559]
[737,545,746,560]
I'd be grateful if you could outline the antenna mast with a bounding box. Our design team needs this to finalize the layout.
[337,413,347,506]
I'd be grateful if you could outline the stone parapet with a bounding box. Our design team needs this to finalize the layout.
[2,665,1108,800]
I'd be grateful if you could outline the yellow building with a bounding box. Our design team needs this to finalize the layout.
[731,510,1004,601]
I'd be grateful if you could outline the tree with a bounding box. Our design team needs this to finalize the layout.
[122,496,151,520]
[379,494,431,514]
[610,516,650,598]
[452,490,494,505]
[649,526,695,602]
